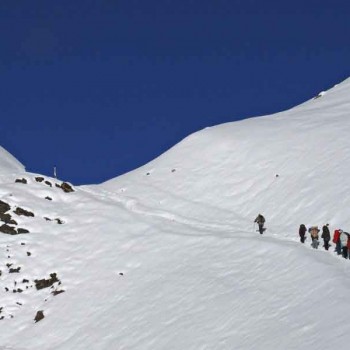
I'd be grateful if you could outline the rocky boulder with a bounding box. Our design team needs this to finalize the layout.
[60,182,75,193]
[14,207,35,217]
[0,224,17,235]
[15,178,27,184]
[17,228,29,234]
[35,273,59,290]
[34,310,44,323]
[0,200,10,213]
[0,213,17,225]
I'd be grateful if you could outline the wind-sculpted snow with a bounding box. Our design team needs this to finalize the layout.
[1,78,350,349]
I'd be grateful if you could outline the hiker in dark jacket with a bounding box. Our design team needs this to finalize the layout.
[254,214,265,235]
[321,224,331,250]
[299,224,307,243]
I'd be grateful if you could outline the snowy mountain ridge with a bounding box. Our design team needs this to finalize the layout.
[1,77,350,350]
[103,78,350,230]
[0,146,25,175]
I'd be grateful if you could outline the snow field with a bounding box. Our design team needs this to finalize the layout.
[1,78,350,349]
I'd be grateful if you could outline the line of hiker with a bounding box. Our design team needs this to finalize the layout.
[253,214,350,260]
[299,224,350,258]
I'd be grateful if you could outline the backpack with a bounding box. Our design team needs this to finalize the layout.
[333,230,340,244]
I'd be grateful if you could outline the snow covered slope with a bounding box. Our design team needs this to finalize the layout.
[1,78,350,350]
[0,146,25,175]
[103,78,350,233]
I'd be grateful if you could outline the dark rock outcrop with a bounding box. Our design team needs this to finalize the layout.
[17,228,30,234]
[14,207,35,217]
[60,182,74,193]
[0,201,11,213]
[0,213,17,225]
[35,177,44,182]
[52,289,65,296]
[35,273,59,290]
[0,224,17,235]
[15,178,27,184]
[9,267,21,273]
[0,224,29,235]
[34,310,44,323]
[44,181,52,187]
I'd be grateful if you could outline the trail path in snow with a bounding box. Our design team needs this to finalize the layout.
[81,186,243,233]
[81,186,346,264]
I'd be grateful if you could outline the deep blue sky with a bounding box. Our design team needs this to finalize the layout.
[1,0,349,184]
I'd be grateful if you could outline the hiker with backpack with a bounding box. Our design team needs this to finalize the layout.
[308,226,320,249]
[321,224,331,250]
[333,229,342,255]
[254,214,265,234]
[340,230,349,259]
[347,234,350,260]
[299,224,307,243]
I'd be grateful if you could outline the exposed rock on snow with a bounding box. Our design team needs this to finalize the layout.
[0,212,17,225]
[35,273,59,290]
[34,310,44,323]
[9,267,21,273]
[0,224,17,235]
[17,228,29,234]
[59,182,75,193]
[15,178,27,184]
[0,200,11,213]
[14,207,35,217]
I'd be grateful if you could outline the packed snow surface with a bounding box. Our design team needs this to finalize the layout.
[1,78,350,350]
